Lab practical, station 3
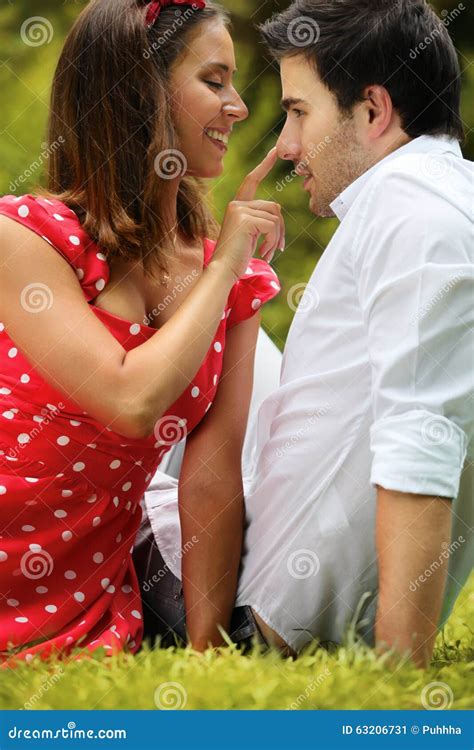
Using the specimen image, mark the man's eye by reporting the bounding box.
[205,80,224,90]
[292,109,305,118]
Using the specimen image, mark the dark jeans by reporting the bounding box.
[132,523,267,652]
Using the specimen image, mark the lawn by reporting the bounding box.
[1,575,472,711]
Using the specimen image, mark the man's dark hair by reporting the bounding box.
[260,0,464,141]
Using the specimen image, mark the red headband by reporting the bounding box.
[145,0,206,28]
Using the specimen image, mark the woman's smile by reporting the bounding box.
[204,127,231,154]
[170,22,248,178]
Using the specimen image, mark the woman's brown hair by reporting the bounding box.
[40,0,229,279]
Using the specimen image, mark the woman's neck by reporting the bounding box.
[161,177,181,235]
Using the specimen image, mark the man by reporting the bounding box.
[139,0,473,667]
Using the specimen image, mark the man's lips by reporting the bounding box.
[294,161,314,189]
[295,160,310,176]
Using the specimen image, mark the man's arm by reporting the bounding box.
[352,170,470,667]
[375,487,452,667]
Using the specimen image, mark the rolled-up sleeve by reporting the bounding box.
[353,167,472,499]
[370,411,467,497]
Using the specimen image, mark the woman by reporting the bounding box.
[0,0,282,663]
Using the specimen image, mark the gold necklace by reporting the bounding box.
[159,269,171,288]
[159,225,178,288]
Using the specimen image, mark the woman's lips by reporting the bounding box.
[303,175,313,190]
[205,132,228,153]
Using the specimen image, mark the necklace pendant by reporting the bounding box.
[160,271,171,288]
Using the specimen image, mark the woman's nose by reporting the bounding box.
[223,90,249,123]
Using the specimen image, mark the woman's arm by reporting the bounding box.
[178,312,261,651]
[0,170,281,440]
[0,216,236,439]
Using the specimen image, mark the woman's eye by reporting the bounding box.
[292,109,305,118]
[205,80,224,90]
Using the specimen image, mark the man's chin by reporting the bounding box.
[308,193,334,218]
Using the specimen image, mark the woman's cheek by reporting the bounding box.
[196,87,224,118]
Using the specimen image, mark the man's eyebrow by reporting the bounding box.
[281,97,309,111]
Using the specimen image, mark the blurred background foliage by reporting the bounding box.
[0,0,472,350]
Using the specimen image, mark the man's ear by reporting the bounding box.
[357,85,394,140]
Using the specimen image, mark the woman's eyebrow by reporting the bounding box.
[202,62,237,75]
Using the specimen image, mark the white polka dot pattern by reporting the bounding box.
[0,193,281,663]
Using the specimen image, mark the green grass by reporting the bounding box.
[1,576,472,711]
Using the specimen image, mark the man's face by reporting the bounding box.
[277,55,371,217]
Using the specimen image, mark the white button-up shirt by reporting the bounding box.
[146,135,473,652]
[233,135,473,651]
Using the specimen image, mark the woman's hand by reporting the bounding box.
[211,147,285,281]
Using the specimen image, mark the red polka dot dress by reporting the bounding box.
[0,194,281,664]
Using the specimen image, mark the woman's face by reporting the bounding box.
[169,21,249,178]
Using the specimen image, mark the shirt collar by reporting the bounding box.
[330,135,463,221]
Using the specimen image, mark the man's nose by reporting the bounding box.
[276,124,301,162]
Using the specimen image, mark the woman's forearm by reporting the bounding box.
[118,259,236,436]
[179,479,245,650]
[175,312,260,650]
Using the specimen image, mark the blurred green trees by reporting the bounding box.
[1,0,472,348]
